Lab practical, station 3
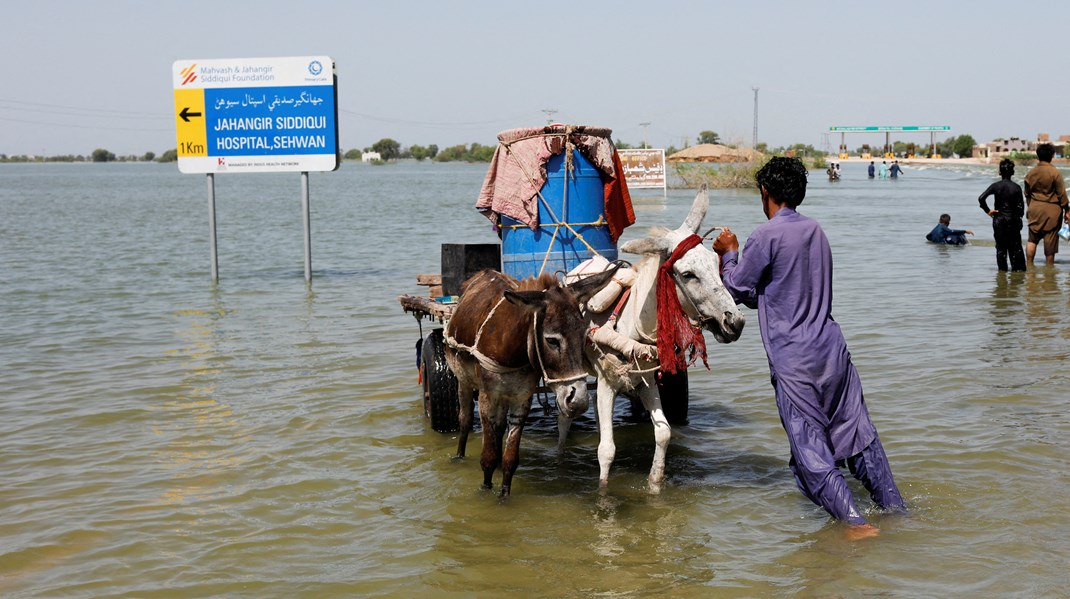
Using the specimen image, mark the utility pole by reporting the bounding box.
[639,121,651,148]
[751,87,759,149]
[541,108,558,125]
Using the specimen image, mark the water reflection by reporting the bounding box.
[1023,267,1062,328]
[1024,267,1070,363]
[988,271,1026,339]
[157,290,244,506]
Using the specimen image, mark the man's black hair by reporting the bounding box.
[999,158,1015,178]
[939,213,951,225]
[1036,143,1055,162]
[755,156,808,208]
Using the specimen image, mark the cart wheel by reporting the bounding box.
[657,370,689,426]
[421,328,460,433]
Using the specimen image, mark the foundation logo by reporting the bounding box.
[179,63,198,86]
[308,60,322,76]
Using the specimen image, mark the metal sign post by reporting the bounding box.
[301,172,311,283]
[172,56,339,282]
[207,173,219,283]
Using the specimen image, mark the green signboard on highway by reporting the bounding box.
[829,126,951,132]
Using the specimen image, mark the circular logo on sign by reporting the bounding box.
[308,60,323,76]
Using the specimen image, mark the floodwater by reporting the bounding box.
[1,160,1068,597]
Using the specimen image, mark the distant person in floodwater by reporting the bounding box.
[978,158,1026,271]
[868,161,875,178]
[926,213,973,245]
[878,160,889,179]
[713,157,906,540]
[889,160,903,179]
[1023,143,1069,266]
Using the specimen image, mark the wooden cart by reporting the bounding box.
[399,276,691,433]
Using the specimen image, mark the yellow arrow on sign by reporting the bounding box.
[174,88,207,157]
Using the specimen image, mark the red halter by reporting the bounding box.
[656,234,709,376]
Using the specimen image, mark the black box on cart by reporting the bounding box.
[441,243,501,297]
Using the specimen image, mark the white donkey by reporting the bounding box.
[571,186,745,493]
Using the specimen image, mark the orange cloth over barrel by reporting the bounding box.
[604,149,636,242]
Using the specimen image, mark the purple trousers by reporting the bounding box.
[779,400,905,525]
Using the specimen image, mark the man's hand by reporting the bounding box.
[966,230,974,235]
[712,228,738,256]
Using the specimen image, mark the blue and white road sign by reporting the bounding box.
[173,56,338,173]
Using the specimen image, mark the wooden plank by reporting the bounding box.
[416,273,442,286]
[398,294,455,323]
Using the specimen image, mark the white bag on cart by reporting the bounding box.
[565,256,636,313]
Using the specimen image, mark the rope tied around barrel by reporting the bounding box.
[499,127,606,276]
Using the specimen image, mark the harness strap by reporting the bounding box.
[445,294,585,384]
[609,287,632,322]
[530,310,586,385]
[445,297,528,374]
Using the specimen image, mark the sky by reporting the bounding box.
[3,0,1069,157]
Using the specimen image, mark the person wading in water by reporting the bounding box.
[713,157,906,539]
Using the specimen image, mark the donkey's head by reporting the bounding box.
[504,266,619,418]
[620,186,745,343]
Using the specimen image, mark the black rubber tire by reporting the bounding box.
[657,369,690,426]
[421,328,460,433]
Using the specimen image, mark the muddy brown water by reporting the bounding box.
[1,161,1068,597]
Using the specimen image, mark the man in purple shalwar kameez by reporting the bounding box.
[713,157,905,537]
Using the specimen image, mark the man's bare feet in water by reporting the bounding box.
[845,523,881,540]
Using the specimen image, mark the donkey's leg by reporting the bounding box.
[499,400,533,497]
[638,381,671,494]
[595,376,618,492]
[455,379,476,458]
[478,390,504,490]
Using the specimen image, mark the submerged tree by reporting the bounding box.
[91,148,115,162]
[371,138,401,161]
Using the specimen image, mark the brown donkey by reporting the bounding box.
[444,267,618,497]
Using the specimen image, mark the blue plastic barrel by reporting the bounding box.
[500,150,617,279]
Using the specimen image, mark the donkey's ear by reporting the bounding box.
[621,236,671,256]
[504,289,548,312]
[678,184,708,235]
[565,263,621,304]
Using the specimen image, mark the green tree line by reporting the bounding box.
[3,131,1013,166]
[343,138,496,163]
[1,149,165,163]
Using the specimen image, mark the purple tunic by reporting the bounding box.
[721,207,876,461]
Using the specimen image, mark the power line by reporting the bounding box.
[338,108,531,129]
[0,103,169,121]
[0,97,166,118]
[0,115,172,132]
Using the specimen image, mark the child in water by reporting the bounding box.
[926,214,973,245]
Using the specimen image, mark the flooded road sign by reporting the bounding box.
[172,56,338,174]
